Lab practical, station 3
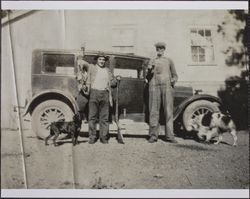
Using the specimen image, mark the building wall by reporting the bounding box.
[62,10,243,94]
[1,10,244,128]
[2,11,66,128]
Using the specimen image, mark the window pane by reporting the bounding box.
[83,55,96,64]
[191,46,198,54]
[199,47,205,55]
[205,46,215,62]
[205,29,211,37]
[113,68,138,78]
[191,46,198,62]
[192,54,198,62]
[115,57,143,70]
[198,29,204,37]
[199,54,205,62]
[114,57,144,79]
[43,54,75,73]
[190,29,197,34]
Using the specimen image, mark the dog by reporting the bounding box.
[45,113,82,146]
[187,111,237,146]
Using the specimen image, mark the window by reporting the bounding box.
[43,54,75,75]
[190,27,215,64]
[114,57,144,79]
[112,27,135,53]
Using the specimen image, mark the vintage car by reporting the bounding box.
[24,49,221,139]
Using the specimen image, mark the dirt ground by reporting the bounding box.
[1,120,249,189]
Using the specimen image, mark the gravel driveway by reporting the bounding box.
[1,120,249,189]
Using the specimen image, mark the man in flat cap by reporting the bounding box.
[77,52,119,144]
[146,42,178,143]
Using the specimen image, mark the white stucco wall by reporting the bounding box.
[1,11,66,128]
[1,25,20,129]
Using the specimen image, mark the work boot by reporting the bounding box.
[100,139,108,144]
[88,137,96,144]
[165,137,178,143]
[148,135,158,143]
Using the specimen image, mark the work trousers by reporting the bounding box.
[149,81,174,140]
[88,89,109,140]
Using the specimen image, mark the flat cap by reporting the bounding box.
[154,42,166,49]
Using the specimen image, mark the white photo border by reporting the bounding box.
[1,1,249,198]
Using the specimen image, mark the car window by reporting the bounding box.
[43,53,75,75]
[83,55,96,64]
[114,57,144,79]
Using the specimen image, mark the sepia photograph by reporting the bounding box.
[1,1,249,197]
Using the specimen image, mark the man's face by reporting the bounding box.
[156,47,165,57]
[96,57,106,67]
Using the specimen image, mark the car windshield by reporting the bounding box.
[114,57,144,79]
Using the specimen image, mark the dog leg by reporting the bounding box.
[205,132,213,144]
[45,129,55,145]
[205,131,213,143]
[53,133,60,146]
[230,129,237,146]
[45,134,53,145]
[74,131,79,145]
[214,135,223,145]
[72,135,76,146]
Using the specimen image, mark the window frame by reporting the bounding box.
[111,25,137,54]
[41,52,76,75]
[113,56,145,79]
[188,25,217,66]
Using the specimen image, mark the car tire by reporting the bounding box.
[31,100,74,140]
[182,100,219,131]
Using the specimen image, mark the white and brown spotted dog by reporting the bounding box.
[187,111,237,146]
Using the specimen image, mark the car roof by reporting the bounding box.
[33,49,150,60]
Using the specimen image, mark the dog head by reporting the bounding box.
[212,111,235,130]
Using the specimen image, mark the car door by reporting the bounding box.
[112,56,146,114]
[32,52,78,98]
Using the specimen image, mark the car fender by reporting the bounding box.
[174,94,221,120]
[23,89,79,116]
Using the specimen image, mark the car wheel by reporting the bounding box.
[31,100,74,140]
[182,100,219,131]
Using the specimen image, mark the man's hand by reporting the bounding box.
[171,79,176,88]
[116,75,122,81]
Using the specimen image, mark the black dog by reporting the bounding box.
[45,113,82,146]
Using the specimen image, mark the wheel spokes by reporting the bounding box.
[39,107,65,129]
[191,107,213,125]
